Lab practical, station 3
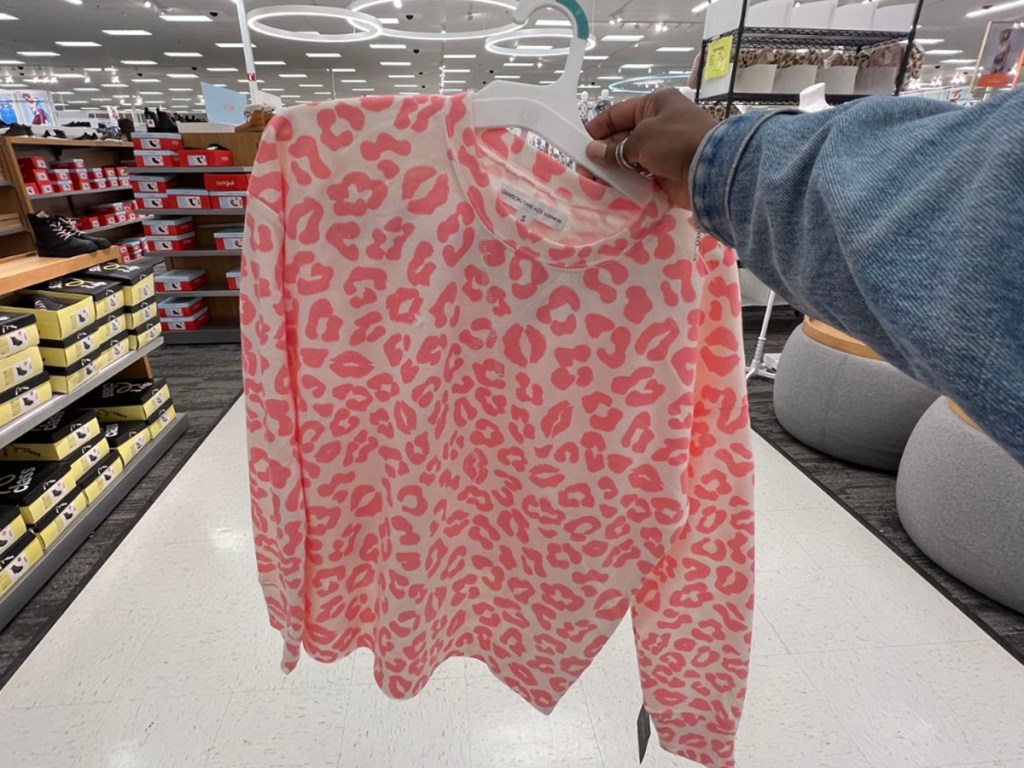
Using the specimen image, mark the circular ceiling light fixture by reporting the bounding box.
[485,28,597,58]
[608,73,689,94]
[247,5,383,44]
[350,0,523,41]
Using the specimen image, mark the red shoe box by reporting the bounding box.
[88,168,106,179]
[94,178,110,190]
[101,213,118,226]
[170,190,211,210]
[71,178,94,192]
[55,180,74,193]
[211,191,247,211]
[51,159,86,170]
[37,182,55,195]
[179,148,233,168]
[136,194,170,210]
[146,233,198,252]
[48,169,72,183]
[116,243,132,262]
[213,230,244,251]
[24,183,39,197]
[104,168,118,180]
[158,296,207,319]
[78,215,102,231]
[204,173,250,192]
[91,201,133,215]
[144,217,194,237]
[23,168,50,185]
[18,155,47,172]
[161,306,210,332]
[135,150,179,168]
[226,269,241,290]
[131,175,176,195]
[155,269,207,292]
[133,133,183,152]
[115,210,130,223]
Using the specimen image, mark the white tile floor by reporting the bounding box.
[1,400,1022,768]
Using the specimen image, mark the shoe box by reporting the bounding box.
[95,331,132,371]
[0,459,79,524]
[81,378,171,423]
[146,232,198,253]
[136,193,171,211]
[79,257,160,307]
[169,189,212,210]
[211,191,247,211]
[179,148,234,167]
[135,150,179,168]
[143,217,194,238]
[146,400,177,441]
[0,292,95,341]
[42,276,126,319]
[131,174,178,195]
[133,132,183,152]
[204,173,250,192]
[79,452,124,506]
[0,346,44,391]
[0,374,53,426]
[155,269,207,293]
[89,201,136,227]
[158,296,206,319]
[0,505,27,559]
[214,229,244,251]
[128,318,162,350]
[102,421,150,466]
[0,531,44,596]
[48,354,101,394]
[114,238,147,264]
[124,297,158,331]
[0,409,101,463]
[161,307,210,332]
[0,313,39,359]
[98,309,126,342]
[226,269,241,291]
[37,321,102,368]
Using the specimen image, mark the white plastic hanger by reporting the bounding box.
[472,0,651,204]
[799,83,830,113]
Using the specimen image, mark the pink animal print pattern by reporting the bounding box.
[241,92,754,768]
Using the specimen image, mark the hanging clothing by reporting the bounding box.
[241,92,754,768]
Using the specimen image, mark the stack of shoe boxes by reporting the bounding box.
[79,257,162,351]
[80,377,175,460]
[0,313,50,427]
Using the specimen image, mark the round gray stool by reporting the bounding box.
[773,319,938,470]
[897,399,1024,614]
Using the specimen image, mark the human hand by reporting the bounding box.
[585,88,716,209]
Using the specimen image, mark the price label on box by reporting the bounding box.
[705,35,733,80]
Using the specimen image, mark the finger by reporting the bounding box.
[584,96,650,141]
[585,131,630,167]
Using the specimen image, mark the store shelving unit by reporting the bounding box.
[695,1,925,111]
[0,136,188,627]
[132,166,253,175]
[158,289,240,298]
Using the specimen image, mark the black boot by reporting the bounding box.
[156,109,178,133]
[56,215,110,249]
[29,212,99,258]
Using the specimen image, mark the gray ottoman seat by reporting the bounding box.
[773,318,938,471]
[897,399,1024,614]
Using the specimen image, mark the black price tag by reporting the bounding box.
[637,705,652,763]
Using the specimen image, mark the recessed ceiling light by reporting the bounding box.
[18,51,60,57]
[583,55,609,60]
[159,14,213,22]
[280,73,307,78]
[207,67,238,72]
[167,73,199,78]
[596,75,620,80]
[314,91,332,95]
[168,87,193,92]
[505,62,535,67]
[217,42,255,48]
[940,58,978,64]
[914,38,944,45]
[535,19,571,27]
[493,74,521,79]
[306,52,341,58]
[63,0,83,5]
[924,49,963,55]
[54,73,86,79]
[0,59,23,65]
[0,13,18,20]
[331,67,356,72]
[353,87,375,91]
[388,74,415,78]
[103,29,152,36]
[138,91,163,95]
[657,46,694,52]
[74,87,100,92]
[601,34,644,42]
[443,54,477,59]
[237,78,266,84]
[263,87,285,92]
[171,97,192,100]
[380,61,411,66]
[620,63,653,69]
[122,60,158,65]
[132,78,161,83]
[444,79,467,84]
[254,60,286,66]
[371,44,407,51]
[298,83,325,88]
[101,82,129,87]
[56,41,101,47]
[340,79,367,83]
[165,52,202,58]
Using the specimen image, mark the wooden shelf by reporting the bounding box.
[0,245,120,294]
[0,225,26,238]
[129,166,252,174]
[6,137,134,150]
[163,318,240,345]
[83,216,151,235]
[32,184,132,201]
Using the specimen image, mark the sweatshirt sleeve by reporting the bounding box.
[241,116,309,671]
[689,90,1024,465]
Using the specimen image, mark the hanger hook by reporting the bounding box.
[512,0,590,42]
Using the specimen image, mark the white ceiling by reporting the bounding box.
[0,0,1004,113]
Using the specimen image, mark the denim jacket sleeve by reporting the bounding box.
[690,89,1024,466]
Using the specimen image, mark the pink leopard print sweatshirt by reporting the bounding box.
[241,92,755,768]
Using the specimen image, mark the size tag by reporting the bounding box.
[499,184,567,231]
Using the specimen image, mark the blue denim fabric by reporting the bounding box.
[690,89,1024,466]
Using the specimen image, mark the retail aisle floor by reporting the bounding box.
[0,401,1022,768]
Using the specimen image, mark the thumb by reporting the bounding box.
[586,139,615,166]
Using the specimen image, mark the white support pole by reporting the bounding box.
[235,0,259,103]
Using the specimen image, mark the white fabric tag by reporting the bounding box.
[499,184,567,231]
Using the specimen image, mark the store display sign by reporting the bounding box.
[705,36,733,80]
[201,82,248,126]
[0,90,55,125]
[976,22,1024,88]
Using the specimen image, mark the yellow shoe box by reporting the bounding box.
[98,310,126,342]
[103,421,150,466]
[0,504,27,558]
[31,505,67,550]
[0,531,44,596]
[0,373,52,424]
[0,460,78,525]
[48,355,101,395]
[0,293,95,341]
[54,485,87,527]
[0,346,44,391]
[79,259,158,307]
[40,276,125,320]
[79,453,123,505]
[38,325,99,369]
[65,436,110,484]
[129,319,162,350]
[146,401,176,441]
[125,298,158,331]
[83,378,171,422]
[96,331,131,372]
[0,409,101,462]
[0,313,39,359]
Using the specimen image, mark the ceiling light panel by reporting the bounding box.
[159,14,213,22]
[254,60,286,66]
[0,13,18,20]
[122,60,158,65]
[602,34,645,42]
[280,73,307,78]
[56,41,101,47]
[370,43,406,49]
[306,53,341,58]
[657,46,694,52]
[167,73,199,79]
[207,67,238,72]
[380,61,411,66]
[103,29,151,36]
[18,52,60,57]
[165,52,202,58]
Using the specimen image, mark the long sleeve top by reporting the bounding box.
[690,88,1024,465]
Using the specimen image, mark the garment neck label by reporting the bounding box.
[499,183,567,231]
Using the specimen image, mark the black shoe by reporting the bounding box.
[2,124,32,137]
[156,109,178,133]
[54,129,67,139]
[29,212,99,258]
[56,215,110,249]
